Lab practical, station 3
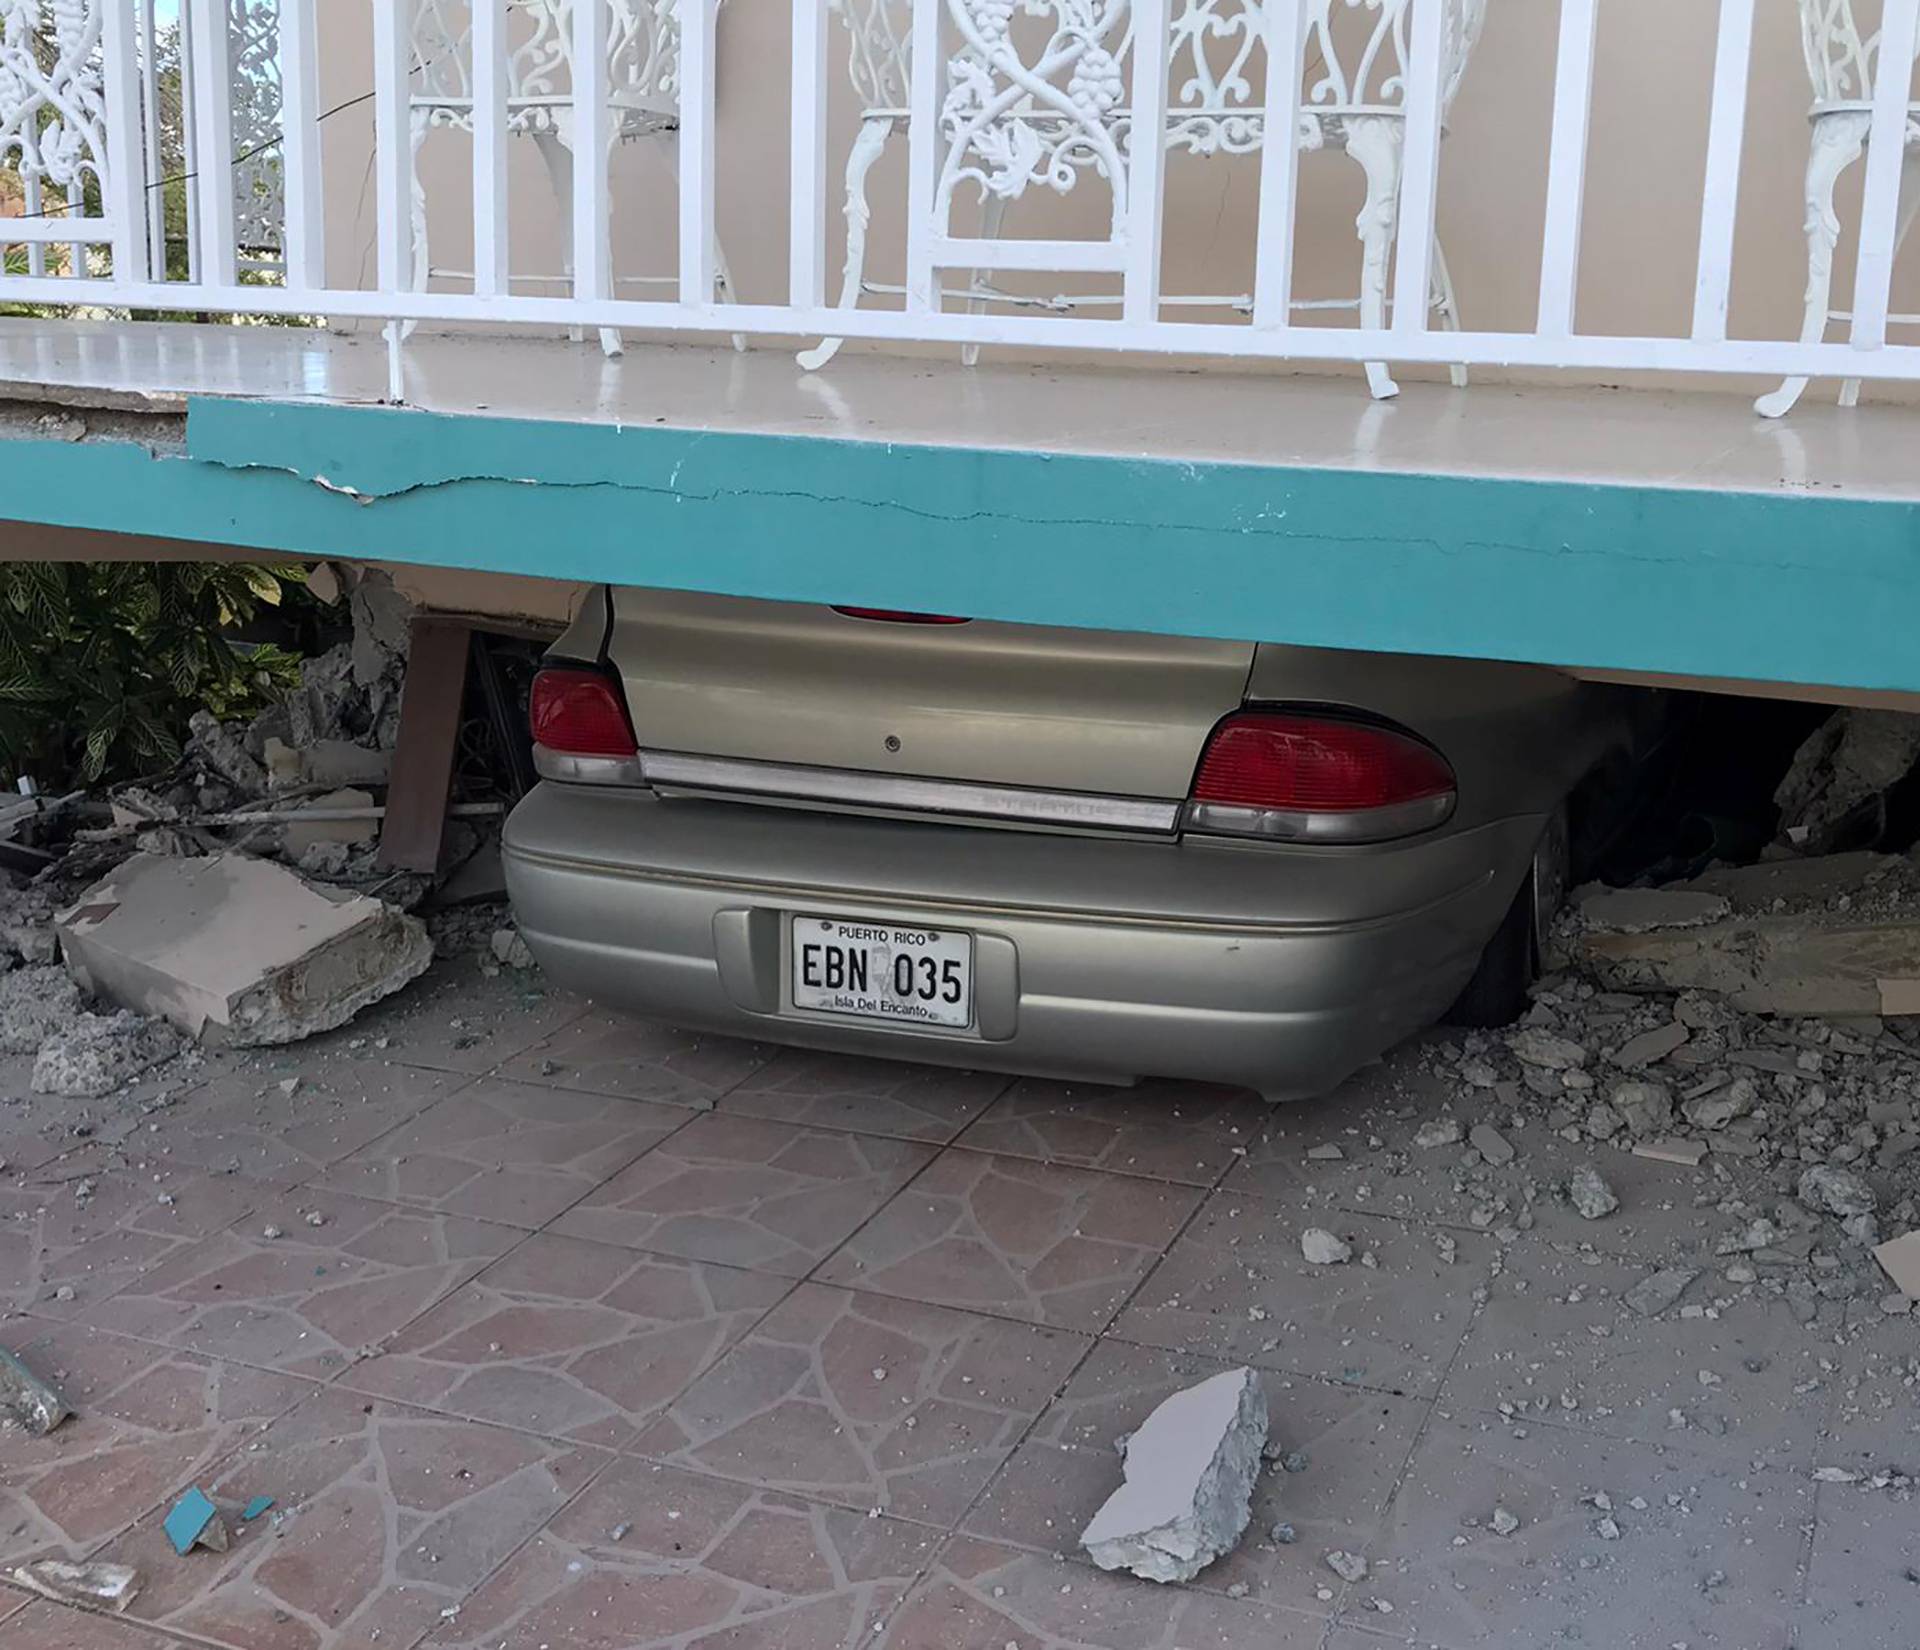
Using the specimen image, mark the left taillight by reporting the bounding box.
[530,666,643,785]
[1184,711,1456,843]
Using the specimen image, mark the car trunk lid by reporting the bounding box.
[607,590,1255,805]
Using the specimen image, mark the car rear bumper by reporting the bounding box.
[502,783,1545,1099]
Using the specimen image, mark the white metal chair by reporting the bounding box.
[799,0,1486,399]
[408,0,742,357]
[1757,0,1920,418]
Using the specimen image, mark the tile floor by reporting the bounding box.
[0,956,1909,1650]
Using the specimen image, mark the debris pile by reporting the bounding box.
[57,853,432,1048]
[1081,1367,1269,1583]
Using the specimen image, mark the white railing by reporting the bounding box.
[0,0,1917,415]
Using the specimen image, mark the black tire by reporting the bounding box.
[1447,808,1570,1029]
[1443,870,1536,1029]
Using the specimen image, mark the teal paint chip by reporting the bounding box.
[164,1487,219,1555]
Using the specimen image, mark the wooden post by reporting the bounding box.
[376,618,471,873]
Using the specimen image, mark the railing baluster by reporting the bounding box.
[790,0,830,309]
[1123,0,1170,326]
[1252,0,1306,330]
[573,0,610,310]
[140,0,166,279]
[101,0,149,287]
[279,0,324,293]
[680,0,717,310]
[1850,0,1920,352]
[904,0,941,313]
[186,0,236,288]
[372,0,412,296]
[1390,0,1445,339]
[471,0,509,299]
[1691,0,1755,343]
[1536,0,1597,339]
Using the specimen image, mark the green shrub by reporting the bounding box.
[0,561,304,786]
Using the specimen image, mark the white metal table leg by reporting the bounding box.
[1757,111,1871,418]
[1346,114,1406,401]
[799,116,896,372]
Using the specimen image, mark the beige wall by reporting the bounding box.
[310,2,1918,394]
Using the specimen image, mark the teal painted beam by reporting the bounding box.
[0,395,1914,693]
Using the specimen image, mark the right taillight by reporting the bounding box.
[530,666,643,784]
[1185,712,1456,843]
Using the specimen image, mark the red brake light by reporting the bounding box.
[833,607,972,625]
[1188,713,1455,841]
[530,667,637,758]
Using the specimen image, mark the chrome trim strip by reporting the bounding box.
[1183,792,1457,843]
[637,749,1181,833]
[534,745,648,787]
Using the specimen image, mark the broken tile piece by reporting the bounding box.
[1614,1020,1690,1069]
[1872,1231,1920,1298]
[1632,1136,1709,1167]
[56,852,432,1046]
[1469,1124,1515,1166]
[1625,1267,1698,1318]
[162,1486,227,1556]
[1080,1367,1268,1583]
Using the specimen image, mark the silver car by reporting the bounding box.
[503,588,1646,1100]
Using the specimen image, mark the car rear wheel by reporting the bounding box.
[1445,810,1569,1029]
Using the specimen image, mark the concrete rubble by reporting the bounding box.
[1573,853,1920,1017]
[56,853,432,1047]
[0,1345,69,1435]
[1080,1367,1268,1583]
[32,1009,181,1097]
[1774,708,1920,855]
[8,1560,140,1612]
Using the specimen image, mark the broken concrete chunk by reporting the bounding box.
[31,1010,180,1097]
[1300,1228,1352,1266]
[1632,1137,1709,1167]
[1080,1367,1268,1583]
[1568,1165,1619,1220]
[490,928,535,971]
[1489,1507,1520,1537]
[0,967,85,1055]
[1469,1124,1515,1166]
[1625,1267,1698,1317]
[1872,1231,1920,1298]
[187,710,268,796]
[8,1559,140,1612]
[1584,1103,1625,1142]
[0,1345,68,1435]
[56,853,432,1047]
[1325,1550,1368,1583]
[1773,709,1920,854]
[1614,1020,1690,1069]
[1610,1079,1674,1138]
[1683,1079,1758,1133]
[1413,1118,1464,1150]
[1798,1164,1878,1219]
[1578,887,1732,935]
[1508,1028,1587,1070]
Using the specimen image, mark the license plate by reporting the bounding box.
[789,916,973,1030]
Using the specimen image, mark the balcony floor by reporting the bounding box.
[5,317,1920,503]
[1,319,1918,697]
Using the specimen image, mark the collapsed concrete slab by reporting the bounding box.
[1582,913,1920,1018]
[1080,1367,1268,1583]
[56,853,431,1047]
